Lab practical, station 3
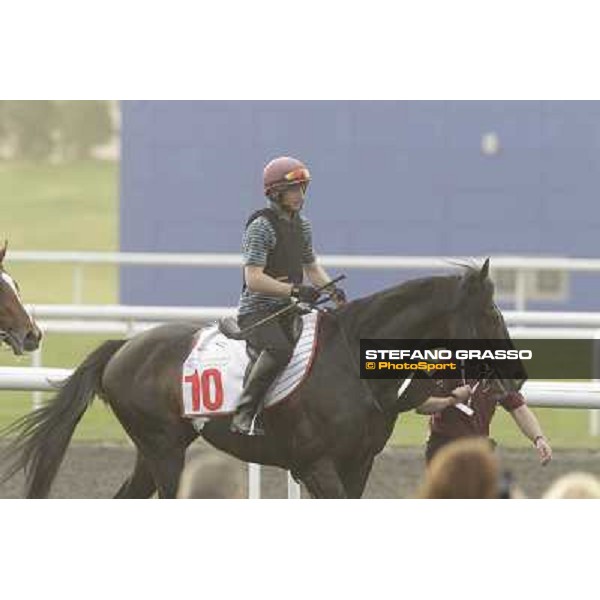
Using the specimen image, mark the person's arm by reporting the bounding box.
[415,384,472,414]
[304,261,346,306]
[509,404,552,465]
[245,266,321,304]
[303,261,333,288]
[416,395,455,414]
[244,265,293,297]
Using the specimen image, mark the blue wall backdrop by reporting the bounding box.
[120,101,600,309]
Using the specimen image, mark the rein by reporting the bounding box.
[235,274,346,338]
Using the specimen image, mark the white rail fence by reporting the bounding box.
[0,367,599,500]
[12,250,600,309]
[19,303,600,439]
[2,367,600,408]
[6,248,600,495]
[0,366,598,499]
[24,303,600,328]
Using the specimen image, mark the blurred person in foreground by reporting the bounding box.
[177,454,246,499]
[417,437,507,499]
[414,377,552,466]
[543,471,600,499]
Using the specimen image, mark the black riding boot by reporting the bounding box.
[230,350,281,436]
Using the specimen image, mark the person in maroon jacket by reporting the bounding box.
[414,377,553,465]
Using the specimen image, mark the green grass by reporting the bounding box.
[0,160,125,441]
[1,161,117,252]
[0,334,129,442]
[1,159,600,448]
[0,160,118,304]
[390,406,600,449]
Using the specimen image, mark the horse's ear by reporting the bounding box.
[0,240,7,264]
[480,257,490,281]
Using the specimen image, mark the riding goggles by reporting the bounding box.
[284,167,311,184]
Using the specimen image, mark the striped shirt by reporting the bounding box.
[238,204,316,317]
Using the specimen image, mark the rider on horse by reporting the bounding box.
[230,156,347,435]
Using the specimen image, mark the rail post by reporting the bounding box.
[31,347,43,410]
[590,330,600,436]
[72,263,84,304]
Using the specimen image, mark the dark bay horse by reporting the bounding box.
[0,260,519,498]
[0,241,42,355]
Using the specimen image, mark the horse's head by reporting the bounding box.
[448,258,526,389]
[339,258,526,390]
[449,258,499,339]
[0,241,42,355]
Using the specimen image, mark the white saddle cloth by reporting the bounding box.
[181,311,320,421]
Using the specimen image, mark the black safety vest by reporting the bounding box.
[242,207,304,291]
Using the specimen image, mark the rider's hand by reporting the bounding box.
[329,286,347,306]
[449,384,472,404]
[291,284,321,304]
[535,436,552,466]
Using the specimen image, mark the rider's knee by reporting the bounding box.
[267,346,294,366]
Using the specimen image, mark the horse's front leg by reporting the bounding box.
[299,456,347,499]
[340,455,375,499]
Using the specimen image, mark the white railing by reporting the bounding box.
[16,303,600,418]
[19,303,600,428]
[12,250,600,271]
[11,250,600,308]
[24,304,600,329]
[0,366,598,500]
[0,367,72,391]
[505,311,600,327]
[27,304,237,322]
[2,367,599,407]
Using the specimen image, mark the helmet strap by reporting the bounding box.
[267,191,282,204]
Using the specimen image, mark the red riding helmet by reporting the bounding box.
[263,156,311,199]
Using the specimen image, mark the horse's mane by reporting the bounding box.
[335,273,453,332]
[333,264,483,336]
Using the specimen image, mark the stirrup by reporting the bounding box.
[229,404,265,435]
[247,413,265,436]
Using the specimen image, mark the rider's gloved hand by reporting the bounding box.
[291,284,321,304]
[329,286,347,305]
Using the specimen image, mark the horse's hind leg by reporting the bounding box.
[300,456,347,499]
[113,452,156,499]
[146,447,186,499]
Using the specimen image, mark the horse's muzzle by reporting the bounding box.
[1,325,42,355]
[23,327,42,352]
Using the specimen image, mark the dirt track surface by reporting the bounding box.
[1,441,599,498]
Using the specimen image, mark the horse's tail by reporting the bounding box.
[0,339,126,498]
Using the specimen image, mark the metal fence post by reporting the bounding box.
[287,472,301,499]
[590,330,600,436]
[31,347,43,410]
[73,264,84,304]
[248,463,261,499]
[515,269,528,312]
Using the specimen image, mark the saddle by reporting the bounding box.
[218,312,304,372]
[181,311,320,420]
[218,312,304,343]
